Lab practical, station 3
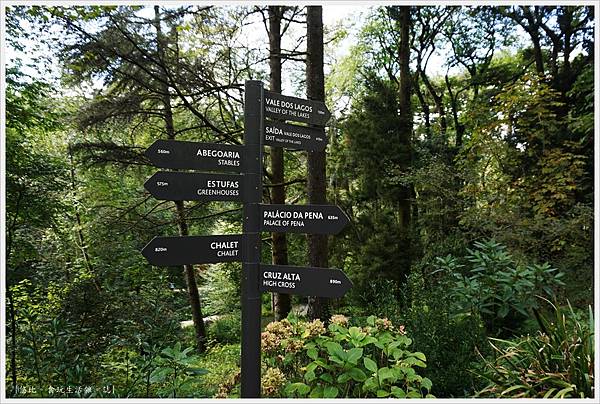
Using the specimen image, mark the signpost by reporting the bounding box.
[260,204,349,234]
[141,80,349,398]
[145,139,244,171]
[260,264,352,298]
[240,80,263,398]
[144,171,243,202]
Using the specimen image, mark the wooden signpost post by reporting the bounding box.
[141,80,351,398]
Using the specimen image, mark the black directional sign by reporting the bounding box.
[260,204,349,234]
[145,139,244,172]
[259,264,352,298]
[264,90,331,126]
[142,234,244,266]
[264,120,328,151]
[144,171,243,201]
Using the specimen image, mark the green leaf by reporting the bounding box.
[391,386,406,398]
[323,386,339,398]
[377,389,390,397]
[421,377,433,391]
[348,367,367,382]
[378,367,394,382]
[412,351,426,361]
[554,386,574,398]
[361,336,378,346]
[364,357,378,373]
[325,341,346,361]
[363,376,378,392]
[337,372,352,383]
[320,373,333,383]
[298,383,311,396]
[347,347,363,364]
[187,367,209,376]
[307,347,318,360]
[285,382,310,396]
[348,326,364,341]
[309,385,323,398]
[501,385,526,396]
[149,367,171,383]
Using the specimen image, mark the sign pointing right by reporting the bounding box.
[260,204,349,234]
[264,90,331,126]
[259,264,352,298]
[264,120,328,151]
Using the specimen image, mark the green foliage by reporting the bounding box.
[261,315,433,398]
[458,72,593,306]
[400,271,489,397]
[335,75,414,295]
[207,314,241,345]
[436,240,565,335]
[199,263,240,316]
[149,342,208,398]
[346,278,400,321]
[196,344,240,398]
[5,70,68,274]
[476,300,594,398]
[16,310,91,397]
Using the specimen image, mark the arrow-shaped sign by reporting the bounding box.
[259,264,352,298]
[264,90,331,126]
[264,120,328,151]
[142,234,244,266]
[260,204,349,234]
[144,171,243,201]
[145,140,244,172]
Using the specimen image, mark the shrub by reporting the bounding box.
[476,300,594,398]
[436,239,565,335]
[400,272,489,397]
[149,342,208,398]
[261,315,433,398]
[207,314,241,345]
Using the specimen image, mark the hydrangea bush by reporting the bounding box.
[259,314,434,398]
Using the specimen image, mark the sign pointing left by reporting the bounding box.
[145,139,245,172]
[144,171,243,201]
[142,234,244,266]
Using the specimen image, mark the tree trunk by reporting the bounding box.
[267,6,291,321]
[154,6,206,353]
[68,145,101,292]
[530,30,545,75]
[419,68,446,136]
[305,6,330,321]
[445,74,464,149]
[8,289,17,396]
[397,6,413,283]
[398,6,413,227]
[413,73,431,139]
